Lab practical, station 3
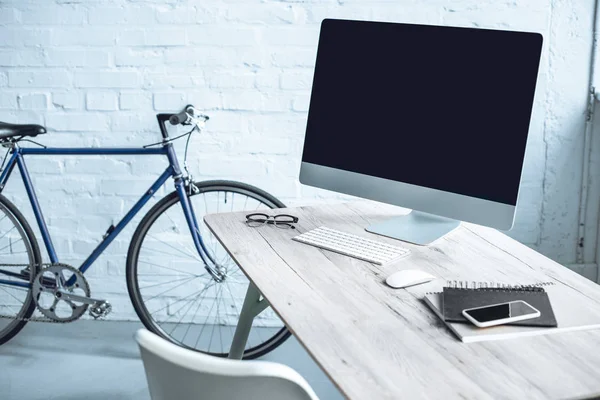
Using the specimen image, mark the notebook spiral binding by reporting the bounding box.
[426,281,555,295]
[447,281,555,290]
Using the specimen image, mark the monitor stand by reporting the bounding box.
[366,211,460,245]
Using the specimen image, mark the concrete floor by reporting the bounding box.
[0,320,344,400]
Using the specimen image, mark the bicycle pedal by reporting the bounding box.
[89,301,112,319]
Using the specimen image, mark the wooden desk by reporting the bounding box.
[205,201,600,400]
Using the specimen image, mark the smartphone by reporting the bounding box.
[462,300,540,328]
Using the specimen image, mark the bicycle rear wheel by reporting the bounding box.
[126,180,291,359]
[0,194,41,346]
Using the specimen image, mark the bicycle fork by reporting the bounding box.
[167,139,223,286]
[174,179,225,282]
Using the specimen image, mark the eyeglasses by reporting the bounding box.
[245,213,299,229]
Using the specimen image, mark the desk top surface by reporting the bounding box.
[204,201,600,400]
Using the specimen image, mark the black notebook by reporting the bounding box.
[442,283,558,327]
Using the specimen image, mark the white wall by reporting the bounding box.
[0,0,597,319]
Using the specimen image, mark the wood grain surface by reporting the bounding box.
[205,201,600,400]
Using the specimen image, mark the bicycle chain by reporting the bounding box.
[0,263,84,324]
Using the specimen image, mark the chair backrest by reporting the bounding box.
[135,329,320,400]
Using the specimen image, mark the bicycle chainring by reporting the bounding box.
[32,264,91,323]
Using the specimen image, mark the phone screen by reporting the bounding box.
[464,301,538,323]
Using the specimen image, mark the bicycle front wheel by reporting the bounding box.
[126,180,291,359]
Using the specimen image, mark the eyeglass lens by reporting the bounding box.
[246,213,269,227]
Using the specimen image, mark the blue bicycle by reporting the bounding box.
[0,105,290,359]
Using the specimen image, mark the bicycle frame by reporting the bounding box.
[0,114,215,289]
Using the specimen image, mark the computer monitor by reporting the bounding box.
[299,19,543,245]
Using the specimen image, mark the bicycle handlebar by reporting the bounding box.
[156,105,209,140]
[169,110,189,126]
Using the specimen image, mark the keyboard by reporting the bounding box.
[292,226,410,265]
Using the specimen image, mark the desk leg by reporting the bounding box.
[228,282,269,359]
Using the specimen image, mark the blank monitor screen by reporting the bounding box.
[302,19,543,206]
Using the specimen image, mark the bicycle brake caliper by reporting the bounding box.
[187,179,199,196]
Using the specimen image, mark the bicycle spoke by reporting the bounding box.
[215,285,224,353]
[137,273,202,277]
[139,275,199,290]
[0,251,28,256]
[210,235,219,263]
[148,233,200,262]
[163,208,204,262]
[0,237,23,253]
[223,280,240,342]
[219,285,226,352]
[141,246,198,261]
[0,225,16,242]
[138,259,198,277]
[0,282,28,291]
[227,277,248,285]
[163,207,183,233]
[161,297,198,324]
[208,285,223,353]
[180,281,221,343]
[227,273,247,281]
[149,285,207,317]
[194,285,220,349]
[167,291,203,333]
[217,242,239,266]
[229,268,245,278]
[0,286,26,304]
[224,280,242,319]
[144,276,199,303]
[174,296,203,335]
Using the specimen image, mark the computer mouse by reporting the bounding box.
[385,269,436,289]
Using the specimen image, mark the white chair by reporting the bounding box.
[135,329,320,400]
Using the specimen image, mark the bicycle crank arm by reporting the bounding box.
[56,290,104,306]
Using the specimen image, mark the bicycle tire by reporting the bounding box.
[0,194,41,346]
[126,180,291,359]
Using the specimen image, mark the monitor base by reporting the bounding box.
[366,211,460,245]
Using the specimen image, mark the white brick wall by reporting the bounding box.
[0,0,595,321]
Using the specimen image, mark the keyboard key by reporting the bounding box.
[292,226,410,265]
